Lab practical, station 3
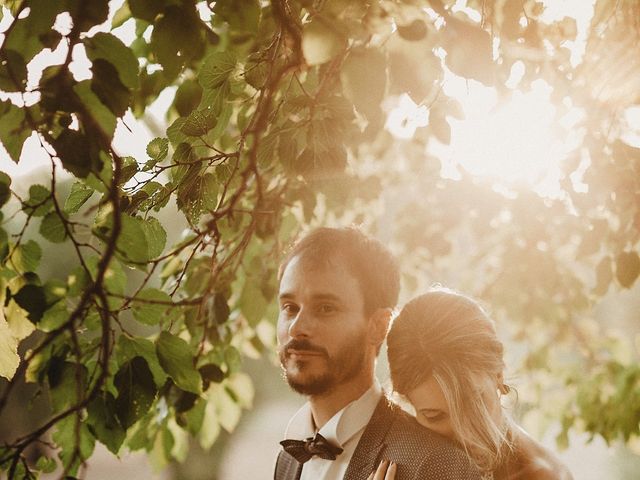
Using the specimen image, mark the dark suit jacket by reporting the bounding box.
[274,397,481,480]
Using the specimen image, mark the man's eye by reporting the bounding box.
[318,304,337,314]
[282,303,299,314]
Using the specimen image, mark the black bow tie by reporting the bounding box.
[280,432,344,464]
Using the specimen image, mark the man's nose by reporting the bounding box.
[288,308,311,338]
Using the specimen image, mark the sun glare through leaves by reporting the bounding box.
[385,0,601,199]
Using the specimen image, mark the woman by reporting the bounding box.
[369,289,573,480]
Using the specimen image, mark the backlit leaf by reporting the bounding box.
[0,310,19,380]
[64,182,94,214]
[199,52,237,89]
[302,17,346,66]
[0,171,11,207]
[156,332,202,394]
[84,32,139,89]
[616,251,640,288]
[114,356,157,429]
[132,288,174,326]
[23,185,52,217]
[40,211,67,243]
[147,137,169,161]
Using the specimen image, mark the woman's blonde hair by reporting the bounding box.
[387,289,512,472]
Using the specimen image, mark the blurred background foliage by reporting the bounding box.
[0,0,639,478]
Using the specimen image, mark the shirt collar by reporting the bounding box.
[284,382,383,448]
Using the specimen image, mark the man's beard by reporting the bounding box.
[279,332,368,396]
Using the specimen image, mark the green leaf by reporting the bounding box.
[184,397,206,435]
[156,331,202,394]
[131,288,174,326]
[0,313,19,380]
[430,111,451,145]
[594,256,613,295]
[64,182,94,214]
[35,456,57,474]
[129,0,165,22]
[52,415,96,476]
[141,216,167,259]
[341,47,386,122]
[302,17,346,66]
[213,383,241,433]
[84,32,139,89]
[174,79,203,116]
[238,280,268,326]
[39,211,67,243]
[117,336,168,387]
[244,58,268,90]
[0,49,28,92]
[257,132,278,168]
[13,284,47,323]
[213,293,230,325]
[0,171,11,207]
[98,214,150,264]
[53,128,103,178]
[23,184,52,217]
[616,251,640,288]
[114,356,157,429]
[87,392,126,454]
[444,19,494,86]
[147,137,169,161]
[180,108,218,137]
[14,240,42,272]
[199,364,225,388]
[177,171,219,222]
[40,301,69,332]
[68,0,109,32]
[73,79,118,139]
[3,0,60,64]
[199,52,237,90]
[111,2,132,28]
[226,372,254,409]
[213,0,260,33]
[90,59,132,117]
[397,19,428,41]
[151,5,204,80]
[48,361,87,412]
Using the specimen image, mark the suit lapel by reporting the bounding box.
[274,450,303,480]
[343,397,396,480]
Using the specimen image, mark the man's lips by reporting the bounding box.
[286,349,325,359]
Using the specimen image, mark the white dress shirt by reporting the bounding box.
[282,383,382,480]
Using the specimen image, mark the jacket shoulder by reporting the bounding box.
[385,403,482,479]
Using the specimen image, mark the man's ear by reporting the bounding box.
[368,307,392,347]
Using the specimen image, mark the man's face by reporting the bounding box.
[277,254,371,396]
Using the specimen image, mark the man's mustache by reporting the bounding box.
[283,339,328,357]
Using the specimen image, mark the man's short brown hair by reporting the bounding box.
[279,226,400,314]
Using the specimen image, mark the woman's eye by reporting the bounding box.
[423,412,447,423]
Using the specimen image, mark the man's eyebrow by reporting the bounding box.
[278,292,343,302]
[310,293,342,302]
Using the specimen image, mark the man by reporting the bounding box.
[274,227,480,480]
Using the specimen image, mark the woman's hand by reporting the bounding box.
[367,460,397,480]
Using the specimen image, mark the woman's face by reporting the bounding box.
[406,373,502,440]
[406,374,455,438]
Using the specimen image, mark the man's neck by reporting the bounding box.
[308,375,374,430]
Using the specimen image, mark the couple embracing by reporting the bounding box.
[273,227,573,480]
